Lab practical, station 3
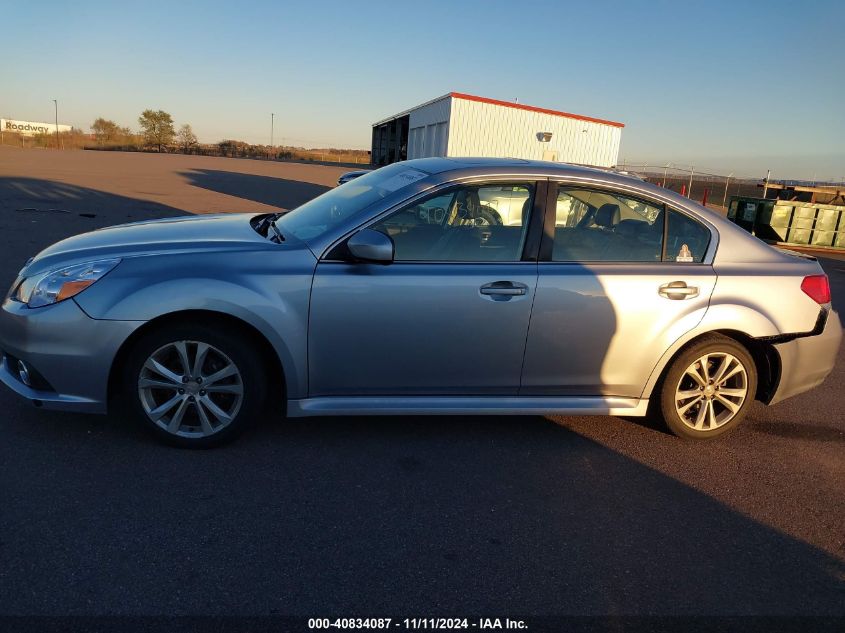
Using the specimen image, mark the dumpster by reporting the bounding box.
[728,196,845,249]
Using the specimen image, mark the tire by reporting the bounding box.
[121,323,267,448]
[659,335,757,440]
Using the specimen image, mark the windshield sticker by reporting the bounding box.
[676,244,694,262]
[379,169,428,192]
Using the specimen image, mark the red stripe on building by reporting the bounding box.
[449,92,625,128]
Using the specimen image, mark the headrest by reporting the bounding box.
[594,203,620,228]
[454,189,482,219]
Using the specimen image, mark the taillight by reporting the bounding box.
[801,274,831,304]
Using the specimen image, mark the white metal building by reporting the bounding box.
[371,92,624,168]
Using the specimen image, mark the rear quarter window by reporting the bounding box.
[665,209,710,263]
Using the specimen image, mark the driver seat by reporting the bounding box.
[428,189,484,259]
[449,189,482,226]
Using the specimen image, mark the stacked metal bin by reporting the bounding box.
[727,197,845,249]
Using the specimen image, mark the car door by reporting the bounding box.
[308,181,544,396]
[520,183,717,397]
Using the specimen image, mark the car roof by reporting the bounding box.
[405,157,658,194]
[406,157,677,204]
[408,156,610,177]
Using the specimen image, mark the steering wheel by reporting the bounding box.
[418,206,447,224]
[473,205,503,227]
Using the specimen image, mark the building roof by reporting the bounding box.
[372,92,625,128]
[449,92,625,128]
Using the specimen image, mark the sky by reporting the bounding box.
[1,0,843,180]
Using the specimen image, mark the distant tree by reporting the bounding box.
[138,109,175,151]
[176,124,197,153]
[91,118,121,144]
[218,139,249,157]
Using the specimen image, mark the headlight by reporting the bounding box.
[15,259,121,308]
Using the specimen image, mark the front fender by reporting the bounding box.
[75,250,316,399]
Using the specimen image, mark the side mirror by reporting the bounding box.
[347,229,394,263]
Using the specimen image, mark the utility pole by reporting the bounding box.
[688,166,695,198]
[662,163,670,187]
[52,99,59,149]
[722,173,733,208]
[762,169,771,198]
[270,113,274,160]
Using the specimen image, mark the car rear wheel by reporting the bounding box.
[122,324,266,448]
[659,336,757,439]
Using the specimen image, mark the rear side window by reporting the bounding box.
[665,209,710,263]
[552,188,663,262]
[549,186,711,263]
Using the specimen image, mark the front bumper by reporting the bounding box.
[0,297,143,414]
[769,308,843,405]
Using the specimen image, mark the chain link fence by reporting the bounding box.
[615,163,766,214]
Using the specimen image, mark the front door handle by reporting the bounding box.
[480,281,528,296]
[659,281,699,300]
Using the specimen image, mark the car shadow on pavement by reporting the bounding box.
[617,413,674,436]
[0,177,186,286]
[2,402,844,616]
[747,420,845,442]
[180,169,331,210]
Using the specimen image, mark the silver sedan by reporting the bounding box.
[1,158,840,447]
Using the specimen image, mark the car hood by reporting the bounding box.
[21,213,304,277]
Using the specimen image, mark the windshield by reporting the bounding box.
[275,163,431,241]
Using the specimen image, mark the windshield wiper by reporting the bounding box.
[252,213,286,243]
[268,218,284,243]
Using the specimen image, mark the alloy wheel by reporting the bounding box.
[137,340,244,438]
[674,352,748,431]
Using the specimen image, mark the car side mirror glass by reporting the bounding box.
[347,229,394,263]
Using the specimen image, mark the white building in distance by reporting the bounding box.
[371,92,624,168]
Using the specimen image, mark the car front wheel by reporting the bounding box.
[659,336,757,439]
[122,324,266,448]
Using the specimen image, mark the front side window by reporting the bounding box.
[370,183,535,262]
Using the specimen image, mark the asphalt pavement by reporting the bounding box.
[0,148,843,621]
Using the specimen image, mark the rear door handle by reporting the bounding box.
[659,281,699,300]
[480,281,528,296]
